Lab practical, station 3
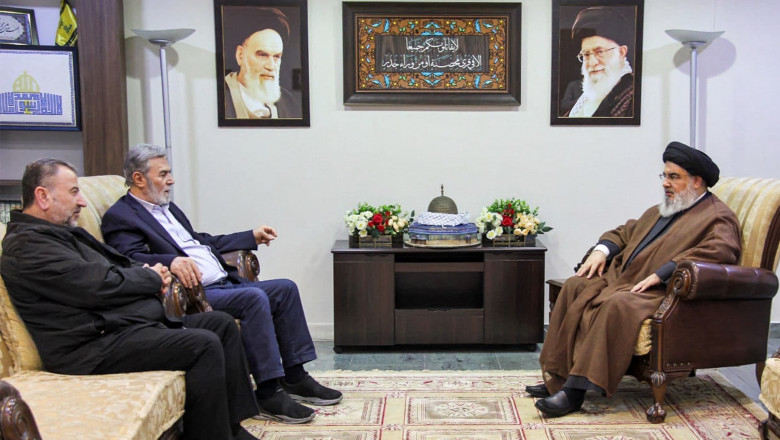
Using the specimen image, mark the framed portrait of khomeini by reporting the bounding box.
[214,0,310,127]
[551,0,643,126]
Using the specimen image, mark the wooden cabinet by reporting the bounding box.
[331,240,546,350]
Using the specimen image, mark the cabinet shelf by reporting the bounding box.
[394,262,484,272]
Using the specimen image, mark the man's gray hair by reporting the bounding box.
[21,158,78,209]
[124,144,167,186]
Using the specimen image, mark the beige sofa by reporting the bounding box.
[0,176,185,440]
[761,349,780,440]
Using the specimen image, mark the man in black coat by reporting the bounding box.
[0,159,258,440]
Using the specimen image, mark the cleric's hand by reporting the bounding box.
[630,273,662,293]
[576,250,607,278]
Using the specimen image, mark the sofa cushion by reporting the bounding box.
[4,370,185,440]
[634,318,652,356]
[712,177,780,270]
[76,175,127,242]
[761,357,780,417]
[0,222,44,372]
[0,326,12,379]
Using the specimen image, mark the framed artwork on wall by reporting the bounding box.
[343,2,522,106]
[0,7,38,46]
[0,45,81,131]
[551,0,643,126]
[214,0,310,127]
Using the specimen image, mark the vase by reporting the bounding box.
[481,234,536,247]
[349,234,403,248]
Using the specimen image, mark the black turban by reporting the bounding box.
[662,141,720,187]
[222,6,290,51]
[571,7,632,49]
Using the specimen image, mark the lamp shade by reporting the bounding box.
[665,29,724,46]
[132,28,195,46]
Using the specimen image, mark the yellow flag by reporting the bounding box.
[55,0,78,46]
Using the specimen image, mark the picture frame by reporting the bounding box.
[214,0,310,127]
[550,0,643,125]
[0,7,38,46]
[343,2,522,106]
[0,45,81,131]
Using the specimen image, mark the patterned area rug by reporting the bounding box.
[242,370,766,439]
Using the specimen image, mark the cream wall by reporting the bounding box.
[7,0,776,339]
[123,0,780,337]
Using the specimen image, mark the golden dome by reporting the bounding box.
[427,185,458,214]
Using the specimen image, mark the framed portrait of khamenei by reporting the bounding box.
[551,0,643,126]
[214,0,310,127]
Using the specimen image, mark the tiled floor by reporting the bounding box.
[307,326,780,408]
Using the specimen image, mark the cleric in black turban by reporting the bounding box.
[662,141,720,187]
[571,6,632,51]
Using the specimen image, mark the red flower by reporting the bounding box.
[372,213,384,224]
[377,224,385,233]
[501,216,513,227]
[367,221,375,228]
[385,211,391,217]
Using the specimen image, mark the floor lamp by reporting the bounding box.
[132,28,195,184]
[665,29,724,149]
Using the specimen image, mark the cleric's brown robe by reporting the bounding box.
[539,193,741,396]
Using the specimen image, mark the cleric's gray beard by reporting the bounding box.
[658,180,698,217]
[242,69,282,105]
[581,61,623,101]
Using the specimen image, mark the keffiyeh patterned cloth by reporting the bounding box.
[416,212,471,226]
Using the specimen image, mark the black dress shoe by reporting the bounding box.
[525,383,550,398]
[534,390,583,418]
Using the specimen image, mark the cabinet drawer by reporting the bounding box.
[395,308,484,344]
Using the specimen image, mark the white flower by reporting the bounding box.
[355,219,368,231]
[486,230,497,240]
[491,213,503,228]
[475,220,485,233]
[361,211,373,219]
[495,227,503,236]
[513,228,522,236]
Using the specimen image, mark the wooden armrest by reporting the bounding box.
[668,260,779,301]
[162,278,214,318]
[0,380,42,440]
[222,250,260,281]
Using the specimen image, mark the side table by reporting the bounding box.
[331,240,546,350]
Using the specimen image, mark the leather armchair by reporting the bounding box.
[631,260,778,422]
[547,176,780,423]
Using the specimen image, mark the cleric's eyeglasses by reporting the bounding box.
[658,172,688,182]
[577,46,618,63]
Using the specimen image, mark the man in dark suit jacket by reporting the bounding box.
[101,144,341,424]
[1,159,258,440]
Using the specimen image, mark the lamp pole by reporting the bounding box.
[665,29,724,149]
[132,28,195,177]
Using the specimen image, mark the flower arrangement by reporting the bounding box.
[475,198,552,240]
[344,202,415,238]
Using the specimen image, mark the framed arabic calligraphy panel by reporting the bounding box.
[0,7,38,46]
[343,2,521,106]
[0,45,81,131]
